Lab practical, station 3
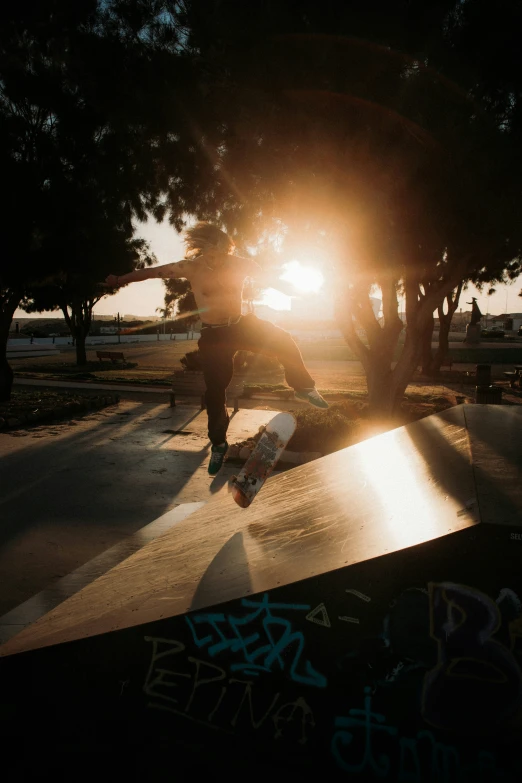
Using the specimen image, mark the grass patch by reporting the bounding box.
[15,361,173,386]
[242,383,293,398]
[295,339,522,365]
[448,348,522,364]
[0,389,119,430]
[87,374,172,386]
[288,394,454,452]
[230,392,455,458]
[288,402,365,452]
[15,361,138,374]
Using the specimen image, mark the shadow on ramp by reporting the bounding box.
[190,531,252,610]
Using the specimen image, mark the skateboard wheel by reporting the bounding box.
[232,488,250,508]
[258,425,266,433]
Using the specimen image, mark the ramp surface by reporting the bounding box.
[0,404,486,657]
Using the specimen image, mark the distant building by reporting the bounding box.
[496,313,522,331]
[509,313,522,331]
[100,326,118,334]
[123,314,161,322]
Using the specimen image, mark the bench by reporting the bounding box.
[233,388,296,412]
[96,350,126,364]
[170,370,206,409]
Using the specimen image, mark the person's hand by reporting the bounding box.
[103,274,121,289]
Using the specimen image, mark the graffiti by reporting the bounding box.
[337,588,372,626]
[346,589,372,602]
[422,583,522,732]
[119,679,130,696]
[143,636,315,744]
[185,593,327,688]
[332,687,505,781]
[305,603,331,628]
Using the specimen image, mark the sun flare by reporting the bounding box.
[259,288,292,311]
[280,260,324,294]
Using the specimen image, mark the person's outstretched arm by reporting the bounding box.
[104,259,192,288]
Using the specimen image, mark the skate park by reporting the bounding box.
[3,2,522,778]
[1,402,521,781]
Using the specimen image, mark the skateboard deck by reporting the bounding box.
[230,412,296,508]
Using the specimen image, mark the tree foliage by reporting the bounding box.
[174,0,522,414]
[23,190,156,363]
[0,0,207,394]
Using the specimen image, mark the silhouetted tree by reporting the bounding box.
[0,0,206,396]
[175,0,522,415]
[22,186,156,364]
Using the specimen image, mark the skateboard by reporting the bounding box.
[230,412,296,508]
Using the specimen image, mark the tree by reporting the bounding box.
[22,187,156,364]
[174,0,522,416]
[0,0,208,398]
[419,282,463,376]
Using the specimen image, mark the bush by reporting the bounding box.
[242,383,292,398]
[180,350,203,371]
[234,351,282,374]
[20,327,48,338]
[288,401,365,452]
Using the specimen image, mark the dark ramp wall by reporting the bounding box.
[2,524,521,781]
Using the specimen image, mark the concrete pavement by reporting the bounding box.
[0,400,274,616]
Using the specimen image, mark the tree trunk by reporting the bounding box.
[61,298,96,367]
[364,327,423,418]
[365,359,395,417]
[0,289,22,402]
[433,317,451,371]
[335,284,408,419]
[334,269,465,419]
[75,332,88,365]
[0,326,14,403]
[432,282,463,372]
[420,314,435,375]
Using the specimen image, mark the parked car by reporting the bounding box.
[481,327,505,338]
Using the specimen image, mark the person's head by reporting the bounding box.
[184,222,235,258]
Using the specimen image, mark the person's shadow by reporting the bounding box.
[189,531,252,611]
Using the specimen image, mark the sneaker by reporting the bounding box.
[208,441,228,475]
[294,388,329,409]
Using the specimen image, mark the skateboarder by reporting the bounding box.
[105,223,328,475]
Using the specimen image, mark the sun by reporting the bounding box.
[279,260,324,294]
[259,288,292,311]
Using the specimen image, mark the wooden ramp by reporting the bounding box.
[1,405,521,781]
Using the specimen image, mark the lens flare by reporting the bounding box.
[280,260,324,293]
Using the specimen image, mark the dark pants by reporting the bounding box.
[198,314,315,445]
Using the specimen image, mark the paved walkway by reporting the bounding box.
[0,401,273,616]
[14,376,171,394]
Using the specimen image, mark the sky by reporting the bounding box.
[14,216,522,319]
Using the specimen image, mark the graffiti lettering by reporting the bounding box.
[332,687,397,777]
[332,689,504,781]
[423,583,522,731]
[185,593,327,688]
[272,696,315,745]
[143,636,315,744]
